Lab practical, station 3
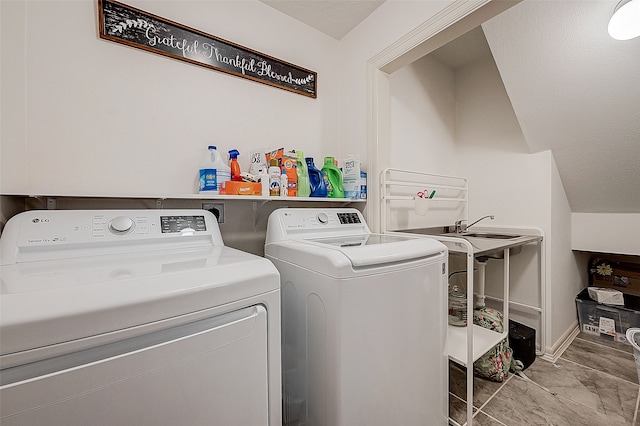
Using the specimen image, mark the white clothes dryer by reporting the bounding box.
[265,208,448,426]
[0,209,281,426]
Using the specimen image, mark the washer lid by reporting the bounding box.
[303,233,445,267]
[0,245,279,359]
[266,233,446,278]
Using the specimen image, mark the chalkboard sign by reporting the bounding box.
[98,0,317,98]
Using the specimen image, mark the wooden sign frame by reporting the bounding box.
[98,0,317,98]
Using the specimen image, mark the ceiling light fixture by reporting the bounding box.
[608,0,640,40]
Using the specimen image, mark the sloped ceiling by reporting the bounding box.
[263,0,640,213]
[481,1,640,213]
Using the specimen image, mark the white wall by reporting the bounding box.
[549,156,583,348]
[455,57,548,226]
[1,0,341,196]
[338,0,455,169]
[389,55,457,175]
[572,213,640,256]
[0,1,28,192]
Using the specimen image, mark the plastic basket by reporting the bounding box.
[625,328,640,383]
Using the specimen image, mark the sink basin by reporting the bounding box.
[439,232,523,261]
[461,233,519,240]
[475,245,522,262]
[441,232,519,240]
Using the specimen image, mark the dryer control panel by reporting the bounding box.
[0,210,222,265]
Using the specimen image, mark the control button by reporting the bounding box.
[109,216,134,234]
[317,212,329,224]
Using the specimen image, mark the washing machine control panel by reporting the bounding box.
[160,215,207,234]
[267,209,370,242]
[337,212,361,224]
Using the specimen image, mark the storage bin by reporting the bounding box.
[576,288,640,344]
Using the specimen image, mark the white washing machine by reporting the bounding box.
[0,209,281,426]
[265,208,448,426]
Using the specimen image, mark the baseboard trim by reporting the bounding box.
[541,323,579,363]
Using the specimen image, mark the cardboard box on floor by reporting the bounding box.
[589,255,640,297]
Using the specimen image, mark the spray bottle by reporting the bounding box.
[228,149,242,182]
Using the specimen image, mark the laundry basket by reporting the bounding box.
[626,328,640,383]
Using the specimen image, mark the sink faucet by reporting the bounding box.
[454,215,495,233]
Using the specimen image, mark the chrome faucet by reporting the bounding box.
[454,215,494,233]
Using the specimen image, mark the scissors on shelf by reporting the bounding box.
[416,190,436,199]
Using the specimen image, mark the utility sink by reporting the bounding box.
[397,227,541,261]
[442,232,519,240]
[440,232,523,261]
[460,233,519,240]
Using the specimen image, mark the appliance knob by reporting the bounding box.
[109,216,134,234]
[317,212,329,224]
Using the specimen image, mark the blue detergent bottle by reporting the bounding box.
[306,157,327,197]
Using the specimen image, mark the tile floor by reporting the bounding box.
[449,332,640,425]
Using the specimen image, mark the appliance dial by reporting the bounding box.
[316,212,329,224]
[109,216,134,234]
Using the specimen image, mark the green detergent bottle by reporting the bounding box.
[322,157,344,198]
[296,151,311,197]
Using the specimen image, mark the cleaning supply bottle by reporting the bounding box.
[296,151,311,197]
[199,145,229,194]
[260,168,269,197]
[215,147,231,194]
[228,149,242,182]
[322,156,345,198]
[268,159,281,196]
[306,157,327,197]
[280,168,288,197]
[282,151,297,197]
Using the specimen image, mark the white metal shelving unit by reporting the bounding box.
[380,168,509,426]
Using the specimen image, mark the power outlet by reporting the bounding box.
[202,202,224,223]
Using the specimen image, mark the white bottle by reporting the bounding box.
[260,168,270,197]
[280,168,288,197]
[268,159,281,196]
[199,146,218,194]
